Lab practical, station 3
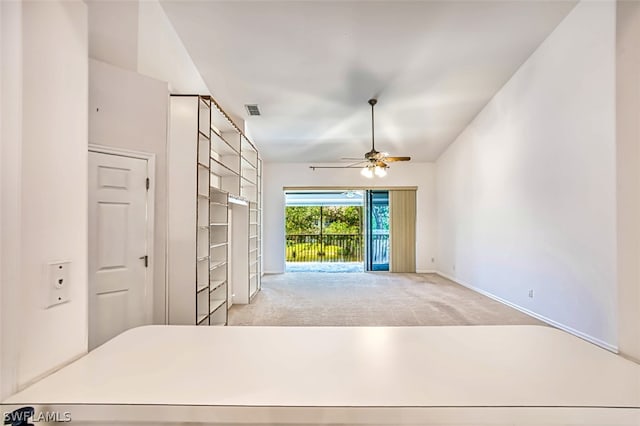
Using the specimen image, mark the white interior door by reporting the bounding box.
[88,151,150,350]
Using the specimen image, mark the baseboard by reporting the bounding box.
[17,350,87,392]
[416,269,437,274]
[264,270,284,275]
[434,271,619,354]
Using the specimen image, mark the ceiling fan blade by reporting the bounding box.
[340,157,365,161]
[384,156,411,162]
[330,160,368,167]
[309,165,363,170]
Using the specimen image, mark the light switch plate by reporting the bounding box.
[46,261,70,308]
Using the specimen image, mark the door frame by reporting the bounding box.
[88,144,156,330]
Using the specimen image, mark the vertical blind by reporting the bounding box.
[389,189,417,273]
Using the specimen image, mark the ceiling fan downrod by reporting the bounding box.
[366,98,378,159]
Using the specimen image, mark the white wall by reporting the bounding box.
[89,59,169,324]
[0,0,23,400]
[87,0,139,71]
[137,0,209,94]
[616,0,640,361]
[0,0,89,396]
[1,0,5,398]
[436,1,617,349]
[263,162,437,274]
[87,0,209,95]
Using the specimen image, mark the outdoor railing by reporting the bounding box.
[286,234,363,262]
[370,232,390,265]
[285,233,390,263]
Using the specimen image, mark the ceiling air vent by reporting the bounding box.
[245,104,261,116]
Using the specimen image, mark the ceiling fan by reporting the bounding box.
[310,98,411,178]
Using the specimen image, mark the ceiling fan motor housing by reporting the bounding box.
[365,149,380,160]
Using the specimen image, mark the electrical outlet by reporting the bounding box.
[431,257,435,263]
[46,261,71,308]
[528,289,534,299]
[452,264,456,271]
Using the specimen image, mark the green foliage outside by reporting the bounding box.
[285,206,362,234]
[285,206,363,262]
[285,206,321,234]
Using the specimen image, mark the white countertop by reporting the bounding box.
[3,325,639,424]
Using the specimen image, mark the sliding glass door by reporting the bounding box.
[283,189,394,272]
[365,191,389,271]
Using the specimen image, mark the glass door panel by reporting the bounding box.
[366,191,389,271]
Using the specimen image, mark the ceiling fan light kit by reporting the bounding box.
[361,163,387,178]
[309,98,411,177]
[361,166,374,178]
[374,166,387,177]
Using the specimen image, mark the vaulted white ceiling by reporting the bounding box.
[160,1,576,162]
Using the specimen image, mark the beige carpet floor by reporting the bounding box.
[228,273,544,327]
